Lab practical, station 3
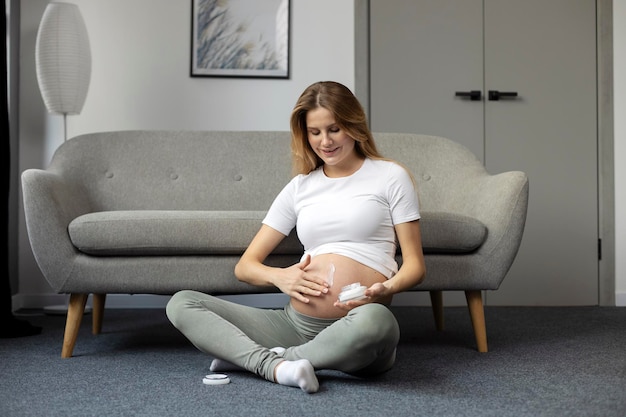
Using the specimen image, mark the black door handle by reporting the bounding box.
[488,90,518,101]
[455,90,482,101]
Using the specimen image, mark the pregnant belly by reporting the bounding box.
[290,253,390,319]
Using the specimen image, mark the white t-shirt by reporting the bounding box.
[263,158,420,278]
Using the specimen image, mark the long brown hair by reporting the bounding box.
[289,81,384,175]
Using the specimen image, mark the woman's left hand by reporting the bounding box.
[332,282,389,311]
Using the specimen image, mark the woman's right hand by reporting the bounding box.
[235,226,328,302]
[274,254,329,303]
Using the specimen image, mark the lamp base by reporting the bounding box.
[0,316,43,338]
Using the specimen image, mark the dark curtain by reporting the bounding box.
[1,0,40,337]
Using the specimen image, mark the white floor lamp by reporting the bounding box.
[35,2,91,314]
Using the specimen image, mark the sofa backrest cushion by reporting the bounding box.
[50,131,488,216]
[50,131,294,212]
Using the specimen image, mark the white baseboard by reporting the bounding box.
[12,293,172,310]
[616,291,626,307]
[13,290,626,312]
[12,291,461,311]
[12,293,289,310]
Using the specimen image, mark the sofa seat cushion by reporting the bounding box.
[68,211,302,256]
[419,211,487,254]
[68,210,487,257]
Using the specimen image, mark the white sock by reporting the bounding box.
[209,358,241,372]
[274,359,319,394]
[210,347,286,372]
[270,347,286,356]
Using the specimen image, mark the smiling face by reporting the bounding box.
[305,107,364,178]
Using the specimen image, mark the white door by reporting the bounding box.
[369,0,598,305]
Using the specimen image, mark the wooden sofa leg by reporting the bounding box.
[429,290,444,331]
[465,290,488,353]
[92,293,106,335]
[62,293,88,358]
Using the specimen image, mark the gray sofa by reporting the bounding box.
[21,130,528,357]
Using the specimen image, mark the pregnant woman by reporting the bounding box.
[166,81,425,393]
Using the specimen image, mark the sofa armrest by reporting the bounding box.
[412,168,528,288]
[21,169,92,292]
[465,171,528,256]
[445,170,529,290]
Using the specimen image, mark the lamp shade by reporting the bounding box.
[35,2,91,115]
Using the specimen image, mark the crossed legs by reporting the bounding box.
[166,290,399,393]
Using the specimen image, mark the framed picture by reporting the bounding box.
[191,0,290,78]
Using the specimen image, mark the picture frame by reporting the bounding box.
[191,0,290,78]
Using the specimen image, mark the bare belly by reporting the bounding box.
[290,253,391,319]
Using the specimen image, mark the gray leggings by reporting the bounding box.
[166,290,400,382]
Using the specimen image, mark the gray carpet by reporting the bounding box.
[1,305,625,417]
